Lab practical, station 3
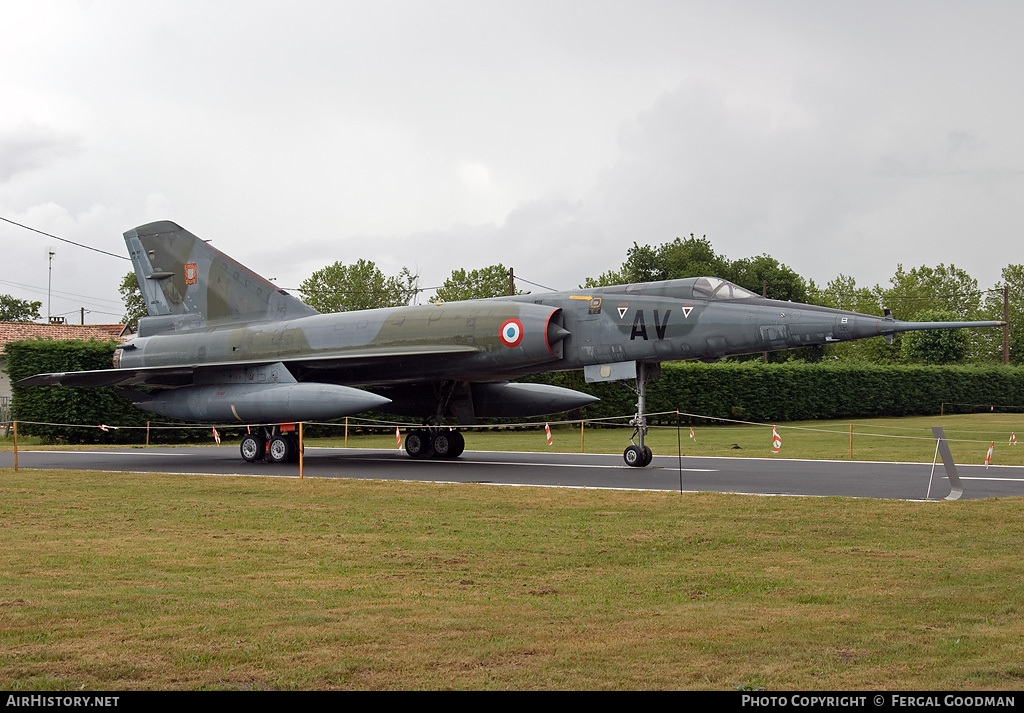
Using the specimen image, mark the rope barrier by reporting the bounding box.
[3,409,1021,445]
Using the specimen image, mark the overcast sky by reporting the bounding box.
[2,0,1022,324]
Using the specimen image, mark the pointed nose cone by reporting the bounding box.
[833,311,1006,345]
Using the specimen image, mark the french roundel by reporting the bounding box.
[499,318,524,347]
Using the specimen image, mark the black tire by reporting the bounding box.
[447,430,465,459]
[432,431,453,458]
[624,445,646,467]
[287,435,302,463]
[405,429,435,459]
[240,434,265,462]
[267,435,293,463]
[432,430,465,459]
[642,445,653,467]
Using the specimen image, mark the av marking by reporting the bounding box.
[629,309,671,341]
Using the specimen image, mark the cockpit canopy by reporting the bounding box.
[689,277,758,300]
[588,276,761,301]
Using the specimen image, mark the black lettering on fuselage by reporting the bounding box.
[630,311,648,340]
[630,309,670,340]
[653,309,670,339]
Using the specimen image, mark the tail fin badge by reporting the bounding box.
[184,263,198,285]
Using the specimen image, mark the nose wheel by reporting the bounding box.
[624,444,653,467]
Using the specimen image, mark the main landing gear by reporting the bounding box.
[623,361,656,467]
[240,425,302,463]
[401,381,466,460]
[403,427,465,460]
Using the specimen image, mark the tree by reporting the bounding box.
[585,235,731,287]
[432,264,517,302]
[808,274,880,314]
[0,294,41,322]
[299,259,418,313]
[981,264,1024,365]
[582,268,627,289]
[900,309,970,364]
[658,235,732,282]
[875,263,981,321]
[635,235,730,283]
[729,253,809,303]
[585,235,812,298]
[875,263,985,362]
[119,272,147,333]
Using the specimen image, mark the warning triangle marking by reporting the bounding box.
[617,307,628,319]
[682,306,693,318]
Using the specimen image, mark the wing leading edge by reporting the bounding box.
[15,343,483,389]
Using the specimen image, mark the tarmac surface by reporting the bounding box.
[5,445,1024,500]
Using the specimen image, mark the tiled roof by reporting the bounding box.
[0,322,127,352]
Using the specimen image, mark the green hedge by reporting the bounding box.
[537,362,1024,425]
[6,339,203,444]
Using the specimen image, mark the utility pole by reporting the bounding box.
[47,249,55,322]
[509,267,515,296]
[1004,284,1010,365]
[762,280,769,363]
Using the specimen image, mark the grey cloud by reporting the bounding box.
[0,124,81,184]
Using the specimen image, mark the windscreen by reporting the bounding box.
[691,277,758,300]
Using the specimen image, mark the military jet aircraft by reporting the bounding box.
[17,221,1006,467]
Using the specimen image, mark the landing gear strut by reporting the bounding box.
[623,362,656,467]
[402,381,467,461]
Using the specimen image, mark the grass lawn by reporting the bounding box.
[2,414,1023,690]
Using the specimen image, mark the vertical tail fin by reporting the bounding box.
[124,221,318,330]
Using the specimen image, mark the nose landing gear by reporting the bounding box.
[623,361,657,467]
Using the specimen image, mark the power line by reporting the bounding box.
[513,275,557,292]
[3,215,564,301]
[0,278,124,308]
[0,215,129,261]
[53,307,125,318]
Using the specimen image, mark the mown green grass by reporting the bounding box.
[1,468,1023,690]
